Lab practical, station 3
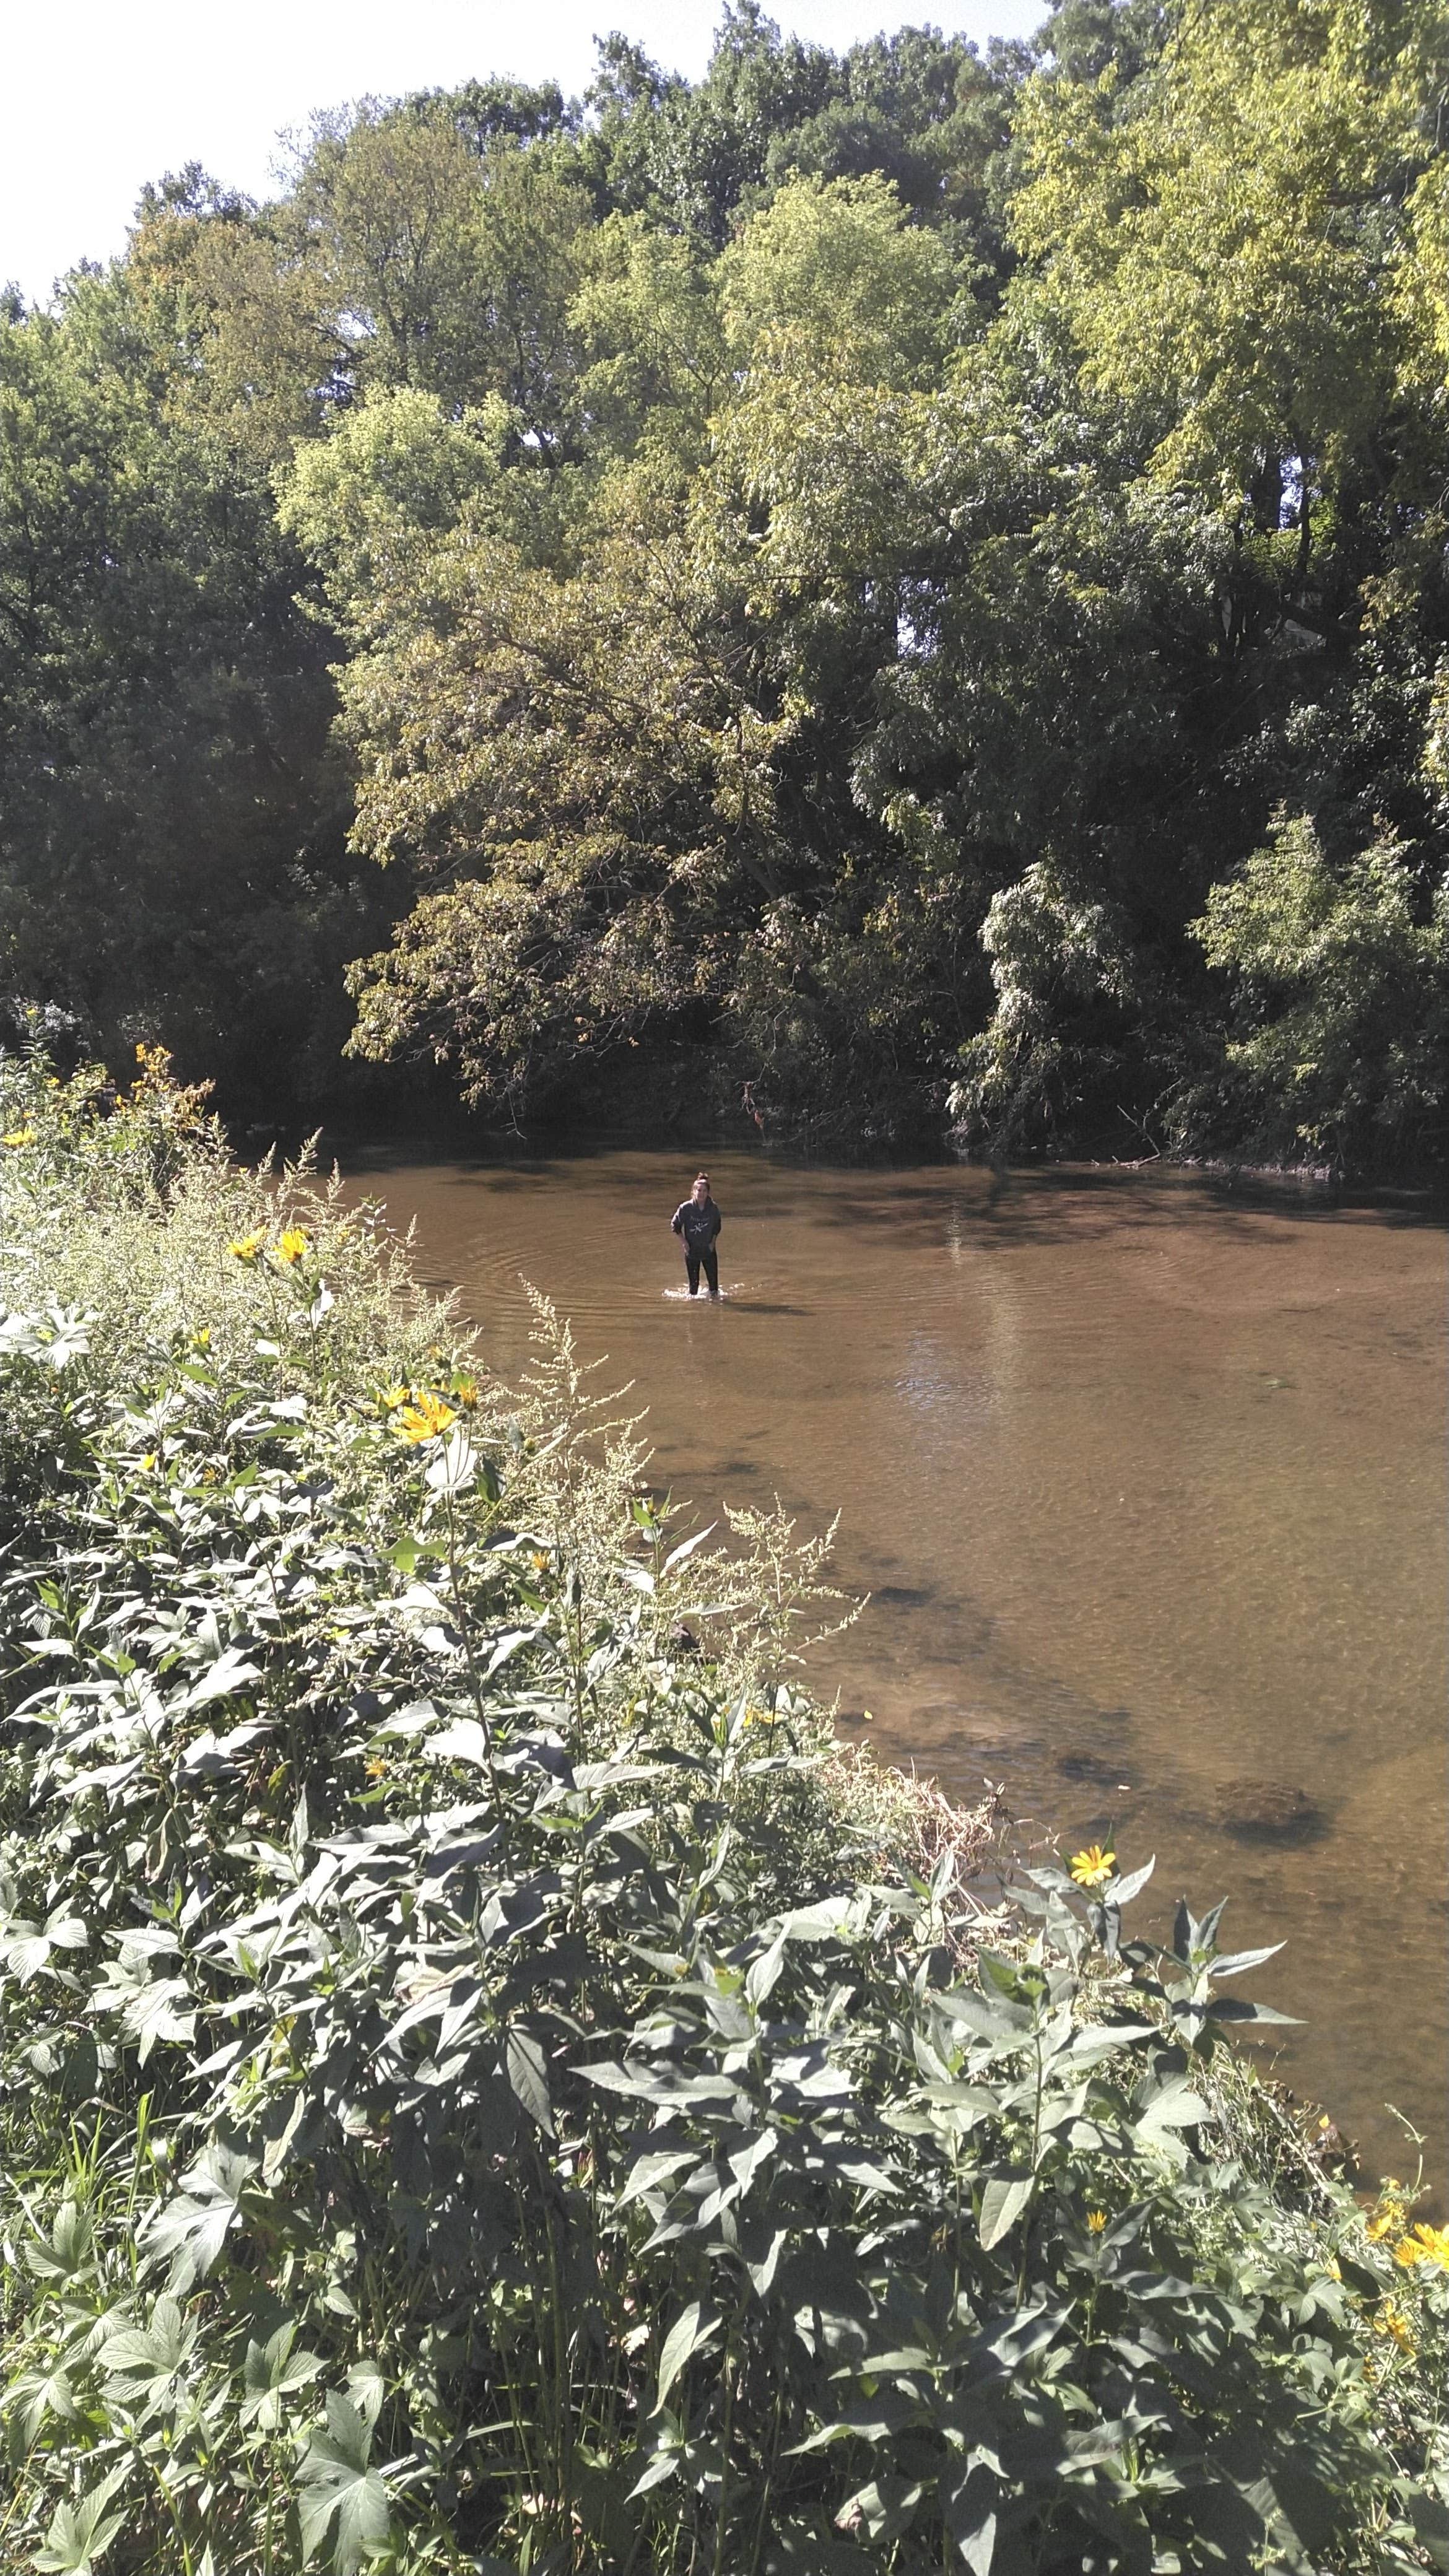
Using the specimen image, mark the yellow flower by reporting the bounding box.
[2,1126,37,1148]
[1086,2209,1108,2234]
[365,1757,387,1781]
[394,1391,456,1444]
[1069,1843,1116,1890]
[273,1227,310,1267]
[1395,2224,1449,2272]
[379,1385,414,1413]
[1374,2301,1416,2356]
[140,1453,157,1473]
[452,1374,479,1411]
[227,1230,266,1263]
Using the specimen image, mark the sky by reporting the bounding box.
[2,0,1043,307]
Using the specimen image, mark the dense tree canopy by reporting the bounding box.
[2,0,1447,1162]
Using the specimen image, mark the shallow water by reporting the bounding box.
[336,1141,1448,2182]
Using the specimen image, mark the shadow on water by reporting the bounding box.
[334,1138,1449,2186]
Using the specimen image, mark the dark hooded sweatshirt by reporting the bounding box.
[671,1195,721,1254]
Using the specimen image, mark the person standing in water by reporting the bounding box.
[671,1172,722,1297]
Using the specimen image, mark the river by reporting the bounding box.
[335,1140,1448,2184]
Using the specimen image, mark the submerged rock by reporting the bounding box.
[1211,1778,1325,1842]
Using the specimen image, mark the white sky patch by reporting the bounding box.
[2,0,1043,307]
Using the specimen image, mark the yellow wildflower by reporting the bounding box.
[379,1385,414,1413]
[273,1227,310,1267]
[1069,1843,1116,1890]
[452,1374,480,1411]
[1374,2302,1416,2356]
[140,1453,157,1473]
[365,1757,387,1781]
[228,1230,266,1263]
[1086,2209,1108,2234]
[394,1391,456,1444]
[1395,2224,1449,2272]
[2,1126,37,1148]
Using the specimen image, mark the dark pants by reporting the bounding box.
[685,1244,719,1296]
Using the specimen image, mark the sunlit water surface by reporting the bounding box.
[335,1142,1448,2182]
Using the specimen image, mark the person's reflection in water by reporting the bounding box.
[671,1171,722,1297]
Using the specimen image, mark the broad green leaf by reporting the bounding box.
[186,1646,263,1708]
[141,2144,256,2284]
[837,2476,924,2544]
[978,2175,1034,2249]
[506,2026,554,2134]
[661,1521,716,1575]
[297,2393,393,2573]
[242,2321,324,2431]
[35,2478,128,2576]
[656,2302,720,2406]
[945,2465,998,2575]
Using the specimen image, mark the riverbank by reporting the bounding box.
[1,1049,1447,2574]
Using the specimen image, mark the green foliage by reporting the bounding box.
[718,172,959,386]
[946,863,1151,1155]
[4,0,1449,1164]
[0,277,374,1116]
[1011,0,1440,500]
[1,1052,1448,2574]
[1188,810,1449,1166]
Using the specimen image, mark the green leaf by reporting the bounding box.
[616,2149,700,2209]
[1105,1856,1155,1907]
[978,2175,1034,2249]
[242,2321,324,2431]
[944,2467,998,2574]
[661,1521,716,1575]
[506,2026,554,2135]
[297,2391,394,2573]
[9,2361,79,2440]
[141,2144,256,2284]
[1205,1997,1302,2028]
[35,2476,128,2575]
[837,2476,924,2544]
[1209,1943,1284,1980]
[186,1645,263,1708]
[656,2302,720,2406]
[629,2442,683,2497]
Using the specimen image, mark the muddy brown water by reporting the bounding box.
[335,1142,1448,2184]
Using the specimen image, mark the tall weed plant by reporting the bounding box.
[0,1050,1445,2576]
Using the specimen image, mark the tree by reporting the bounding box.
[1011,0,1441,522]
[0,271,373,1113]
[1190,810,1449,1165]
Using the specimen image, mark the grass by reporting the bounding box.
[0,1044,1446,2576]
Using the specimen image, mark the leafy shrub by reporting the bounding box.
[1189,812,1449,1171]
[0,1048,1447,2575]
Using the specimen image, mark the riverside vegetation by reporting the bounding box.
[0,1050,1448,2573]
[4,0,1449,1166]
